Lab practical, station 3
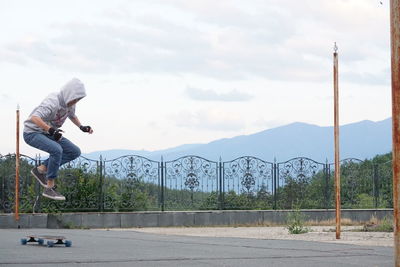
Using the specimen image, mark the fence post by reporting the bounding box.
[98,155,104,212]
[35,154,42,213]
[325,159,329,210]
[273,158,277,210]
[0,156,3,213]
[373,163,379,209]
[219,157,223,210]
[160,156,164,212]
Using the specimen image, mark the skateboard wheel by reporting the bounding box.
[38,239,44,245]
[20,238,27,245]
[47,241,54,247]
[65,240,72,247]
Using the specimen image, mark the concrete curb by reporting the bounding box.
[0,209,393,229]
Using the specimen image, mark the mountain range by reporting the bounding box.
[83,118,392,163]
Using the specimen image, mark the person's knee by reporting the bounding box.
[71,146,81,160]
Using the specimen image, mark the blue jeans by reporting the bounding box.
[23,132,81,179]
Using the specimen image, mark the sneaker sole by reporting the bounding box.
[31,169,47,188]
[42,192,66,201]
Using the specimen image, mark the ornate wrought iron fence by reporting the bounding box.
[19,155,41,213]
[276,157,327,209]
[103,155,160,211]
[222,156,274,210]
[0,153,394,213]
[0,154,39,213]
[26,156,101,213]
[0,154,17,213]
[164,156,218,210]
[329,158,375,209]
[375,160,393,208]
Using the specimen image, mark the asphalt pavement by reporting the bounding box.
[0,228,393,266]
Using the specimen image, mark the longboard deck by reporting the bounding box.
[28,235,66,240]
[21,235,72,247]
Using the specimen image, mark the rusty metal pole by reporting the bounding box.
[333,43,341,239]
[15,105,20,221]
[390,0,400,264]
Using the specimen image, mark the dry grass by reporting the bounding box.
[305,218,359,226]
[184,216,392,229]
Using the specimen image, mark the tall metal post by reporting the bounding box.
[161,156,165,212]
[333,43,341,239]
[325,159,329,210]
[98,155,104,212]
[273,158,277,210]
[219,157,223,210]
[15,105,20,221]
[390,0,400,264]
[373,164,379,209]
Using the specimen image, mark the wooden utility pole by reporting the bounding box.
[390,0,400,264]
[333,42,341,239]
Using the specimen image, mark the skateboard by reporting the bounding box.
[21,235,72,247]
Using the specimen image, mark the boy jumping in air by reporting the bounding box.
[23,78,93,200]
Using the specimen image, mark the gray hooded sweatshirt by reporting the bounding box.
[24,78,87,133]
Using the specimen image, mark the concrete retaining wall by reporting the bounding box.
[0,209,393,229]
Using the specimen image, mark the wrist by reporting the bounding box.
[48,127,56,135]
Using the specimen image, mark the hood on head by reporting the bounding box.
[58,78,86,107]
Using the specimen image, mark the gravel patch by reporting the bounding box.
[108,226,394,247]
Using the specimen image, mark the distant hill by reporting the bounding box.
[83,118,392,163]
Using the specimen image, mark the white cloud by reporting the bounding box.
[0,48,28,66]
[342,69,391,85]
[185,87,253,102]
[0,94,11,106]
[173,109,245,131]
[0,0,389,84]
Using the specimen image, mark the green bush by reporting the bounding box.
[286,207,309,234]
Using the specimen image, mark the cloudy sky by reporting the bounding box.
[0,0,391,155]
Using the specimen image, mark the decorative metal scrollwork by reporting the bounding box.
[376,160,393,208]
[184,172,200,191]
[104,155,159,182]
[165,156,217,192]
[333,158,367,208]
[0,153,393,212]
[62,156,98,174]
[164,155,218,210]
[0,154,38,213]
[276,157,326,208]
[103,155,160,211]
[278,157,323,184]
[223,156,273,194]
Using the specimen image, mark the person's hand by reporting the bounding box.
[48,127,63,141]
[80,125,93,134]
